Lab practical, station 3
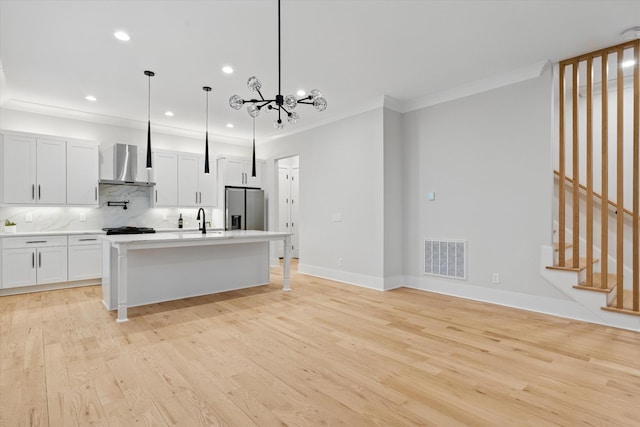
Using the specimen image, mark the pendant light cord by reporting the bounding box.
[278,0,281,97]
[206,91,209,133]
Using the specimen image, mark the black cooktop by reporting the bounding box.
[103,226,156,235]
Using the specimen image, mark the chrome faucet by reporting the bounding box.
[196,208,206,234]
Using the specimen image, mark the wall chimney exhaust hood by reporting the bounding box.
[99,144,155,186]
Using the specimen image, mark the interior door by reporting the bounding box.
[291,167,299,258]
[278,166,290,257]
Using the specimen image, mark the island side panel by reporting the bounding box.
[110,241,270,309]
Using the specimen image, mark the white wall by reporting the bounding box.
[402,69,568,301]
[383,108,403,289]
[262,108,386,288]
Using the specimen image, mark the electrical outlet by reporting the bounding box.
[338,257,343,267]
[79,212,86,222]
[162,212,168,220]
[492,273,500,284]
[25,213,32,222]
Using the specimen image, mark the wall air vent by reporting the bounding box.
[424,239,467,280]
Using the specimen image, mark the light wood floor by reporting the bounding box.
[1,264,640,426]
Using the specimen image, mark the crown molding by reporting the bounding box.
[0,99,248,146]
[401,60,552,113]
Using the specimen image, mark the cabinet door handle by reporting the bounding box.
[199,192,202,204]
[196,192,198,204]
[38,185,41,200]
[79,238,97,242]
[32,252,35,268]
[155,190,158,202]
[95,187,98,201]
[32,184,35,200]
[38,252,42,268]
[26,240,46,244]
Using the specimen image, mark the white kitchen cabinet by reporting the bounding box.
[36,138,67,204]
[0,133,66,205]
[1,236,68,288]
[178,154,199,206]
[1,247,37,288]
[218,156,264,188]
[199,156,217,206]
[67,140,99,205]
[68,235,102,281]
[152,151,178,206]
[177,153,217,207]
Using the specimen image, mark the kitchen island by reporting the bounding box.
[101,230,291,322]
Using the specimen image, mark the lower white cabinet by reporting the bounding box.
[68,235,102,281]
[1,236,68,288]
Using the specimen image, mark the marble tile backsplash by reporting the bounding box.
[0,184,224,233]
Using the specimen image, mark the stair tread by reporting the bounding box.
[546,257,598,272]
[553,243,574,251]
[602,289,639,317]
[574,273,617,292]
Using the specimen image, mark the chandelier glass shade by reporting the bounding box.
[228,0,327,129]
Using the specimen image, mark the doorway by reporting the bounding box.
[277,156,299,259]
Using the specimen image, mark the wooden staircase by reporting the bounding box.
[547,241,638,317]
[551,39,639,319]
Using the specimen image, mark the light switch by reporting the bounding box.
[25,213,32,222]
[427,192,436,201]
[79,212,86,222]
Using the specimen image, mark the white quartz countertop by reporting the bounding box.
[0,230,105,238]
[101,230,291,245]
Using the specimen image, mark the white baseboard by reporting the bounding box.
[298,263,385,290]
[403,274,640,332]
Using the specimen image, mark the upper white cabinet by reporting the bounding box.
[218,156,264,188]
[198,156,217,206]
[1,131,98,207]
[0,133,66,205]
[178,154,199,206]
[177,153,217,207]
[152,151,178,206]
[67,140,99,205]
[36,138,67,204]
[153,150,217,207]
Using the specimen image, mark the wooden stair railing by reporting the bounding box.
[554,39,639,315]
[553,171,638,220]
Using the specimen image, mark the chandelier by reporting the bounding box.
[228,0,327,129]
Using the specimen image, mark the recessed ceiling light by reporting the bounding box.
[114,31,130,41]
[85,95,97,102]
[621,26,640,41]
[622,59,636,68]
[222,66,234,74]
[296,89,306,97]
[226,123,234,128]
[165,111,174,117]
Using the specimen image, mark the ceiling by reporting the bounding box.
[1,0,639,146]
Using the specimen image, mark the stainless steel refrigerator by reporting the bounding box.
[225,187,265,230]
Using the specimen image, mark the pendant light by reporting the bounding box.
[251,116,256,177]
[203,86,212,174]
[229,0,327,129]
[144,70,155,169]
